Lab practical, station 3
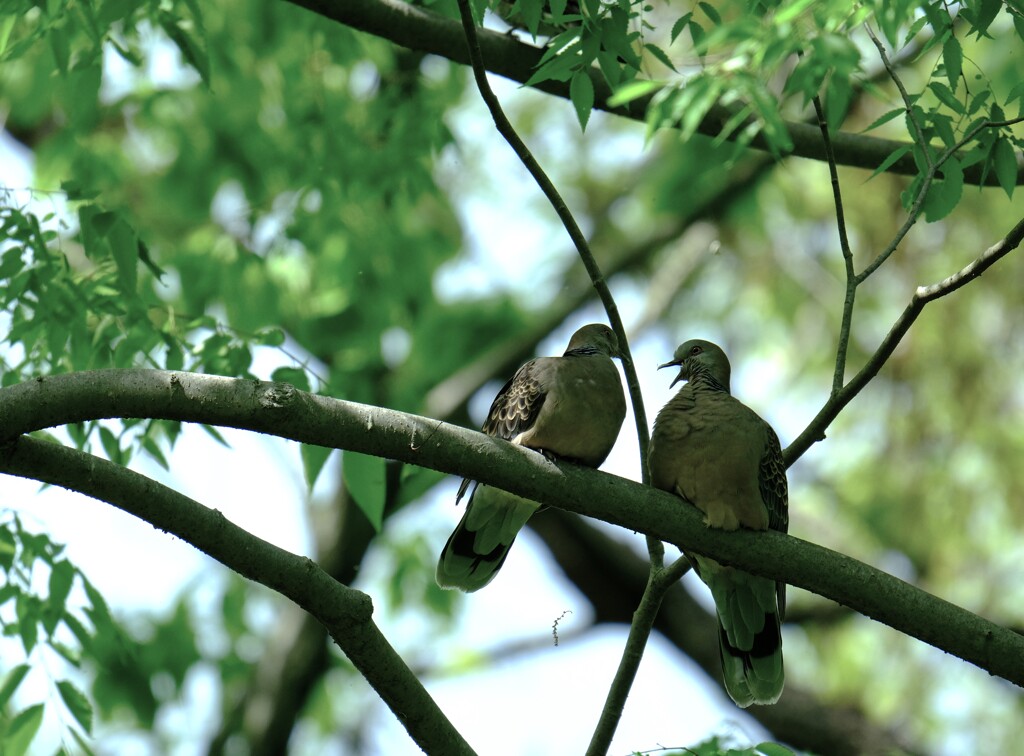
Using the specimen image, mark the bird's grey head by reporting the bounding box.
[565,323,621,359]
[658,339,731,390]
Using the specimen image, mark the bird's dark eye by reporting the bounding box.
[689,345,702,356]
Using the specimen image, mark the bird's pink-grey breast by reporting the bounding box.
[649,339,788,707]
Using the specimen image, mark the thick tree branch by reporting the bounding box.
[784,214,1024,465]
[1,370,1022,686]
[281,0,1024,186]
[0,436,475,756]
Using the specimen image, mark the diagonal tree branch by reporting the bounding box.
[785,213,1024,465]
[0,435,475,756]
[1,369,1022,687]
[281,0,1024,187]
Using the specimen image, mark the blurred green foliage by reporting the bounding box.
[0,0,1022,753]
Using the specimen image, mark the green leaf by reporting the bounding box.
[0,665,31,709]
[82,577,113,631]
[870,144,912,179]
[62,612,92,650]
[1005,81,1024,117]
[4,703,44,756]
[645,43,677,73]
[108,219,139,295]
[343,451,386,531]
[992,137,1017,198]
[689,19,706,55]
[569,70,595,130]
[1014,11,1024,43]
[0,523,15,570]
[0,15,16,57]
[607,79,660,107]
[971,0,1002,38]
[697,1,721,25]
[60,180,99,201]
[825,77,852,128]
[774,0,816,24]
[929,82,963,114]
[861,107,903,133]
[711,104,753,147]
[15,594,39,654]
[51,639,83,667]
[902,14,929,48]
[90,210,117,236]
[756,743,796,756]
[255,327,286,346]
[98,426,122,464]
[301,444,333,491]
[200,423,231,448]
[66,422,90,451]
[525,47,581,87]
[136,238,166,281]
[57,680,94,734]
[942,35,962,91]
[50,23,70,74]
[158,11,210,86]
[70,726,96,756]
[65,64,102,129]
[674,78,721,142]
[78,205,104,260]
[670,12,692,43]
[141,436,171,471]
[921,2,950,38]
[923,157,963,221]
[968,88,992,116]
[48,559,75,611]
[397,466,444,508]
[596,50,623,88]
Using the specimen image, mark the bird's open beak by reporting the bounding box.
[658,360,686,388]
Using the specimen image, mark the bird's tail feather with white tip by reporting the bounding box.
[699,558,785,707]
[435,486,539,593]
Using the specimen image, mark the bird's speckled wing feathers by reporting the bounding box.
[759,425,788,618]
[481,360,547,441]
[759,427,788,535]
[456,359,548,503]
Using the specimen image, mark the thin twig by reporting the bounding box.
[865,24,932,169]
[856,24,939,282]
[785,213,1024,465]
[854,178,933,283]
[857,115,1024,283]
[453,0,651,486]
[585,556,691,756]
[453,6,667,745]
[811,94,857,395]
